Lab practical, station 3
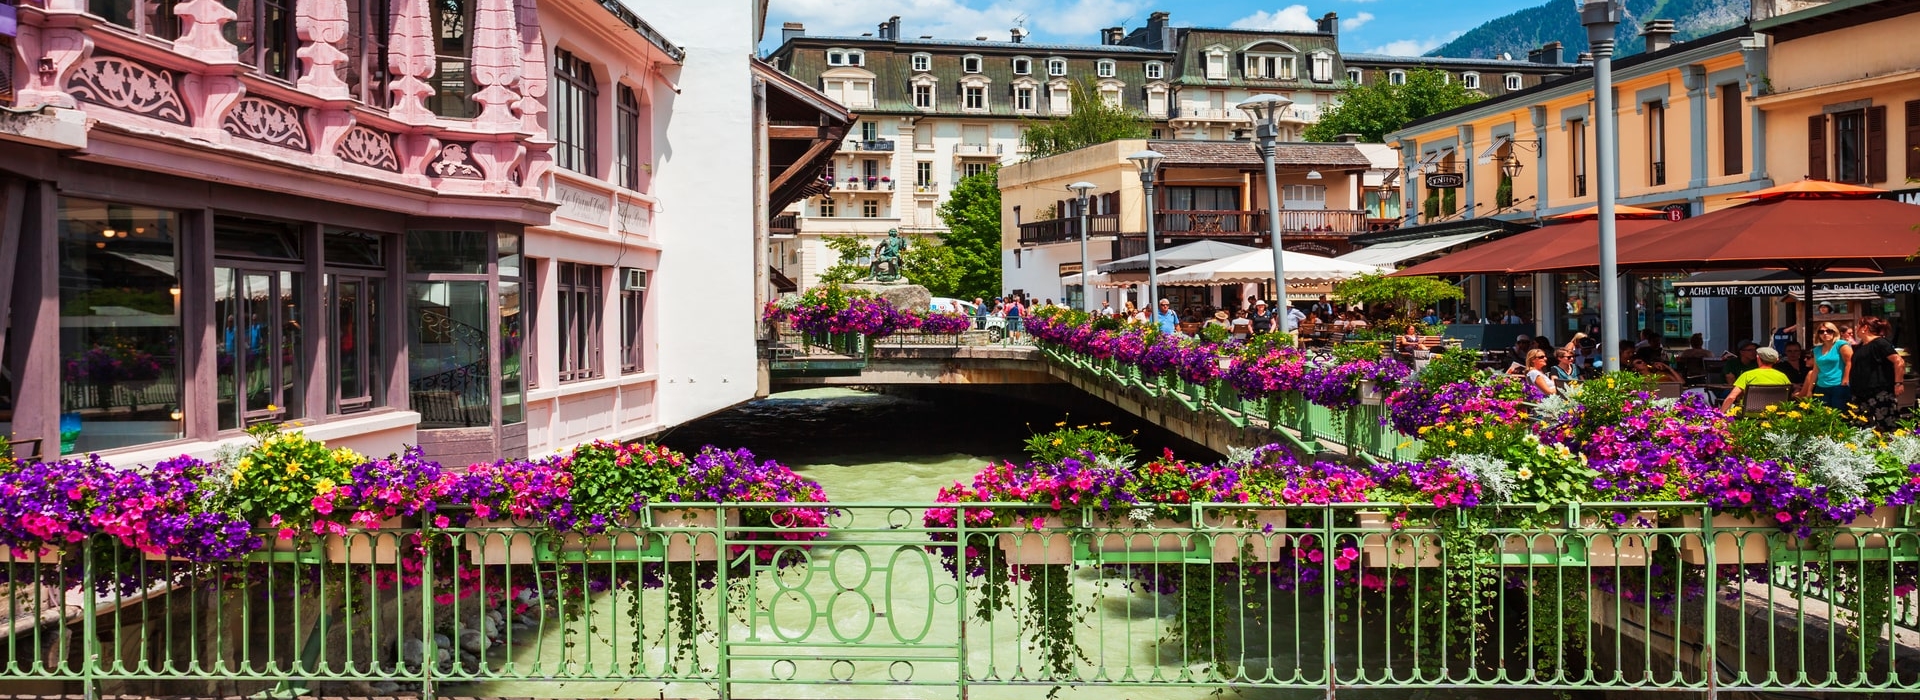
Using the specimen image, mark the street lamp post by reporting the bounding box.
[1238,94,1295,311]
[1127,150,1166,310]
[1583,0,1624,371]
[1069,181,1097,313]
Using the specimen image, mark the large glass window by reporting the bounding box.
[58,199,184,454]
[407,231,492,428]
[556,262,602,382]
[498,233,523,424]
[552,48,598,176]
[615,86,642,191]
[212,215,305,431]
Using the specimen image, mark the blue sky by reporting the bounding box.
[760,0,1546,56]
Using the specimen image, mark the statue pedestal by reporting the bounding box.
[847,282,931,313]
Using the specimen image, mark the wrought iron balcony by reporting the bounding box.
[954,143,1003,157]
[1018,214,1120,245]
[1153,209,1370,236]
[846,139,896,152]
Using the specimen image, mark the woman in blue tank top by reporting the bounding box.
[1803,321,1852,410]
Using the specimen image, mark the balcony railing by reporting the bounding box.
[1018,214,1120,245]
[954,143,1003,157]
[1154,209,1370,236]
[1651,160,1667,186]
[913,182,940,195]
[1170,106,1247,121]
[846,139,896,152]
[832,179,895,191]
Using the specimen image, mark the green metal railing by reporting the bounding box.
[3,505,1917,698]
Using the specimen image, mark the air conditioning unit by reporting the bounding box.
[622,268,648,291]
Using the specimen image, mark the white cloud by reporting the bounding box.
[1340,12,1373,31]
[1229,5,1318,32]
[765,0,1143,46]
[1366,31,1464,57]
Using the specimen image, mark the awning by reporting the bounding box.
[1335,229,1495,267]
[1417,147,1454,169]
[1475,136,1511,165]
[1672,267,1920,298]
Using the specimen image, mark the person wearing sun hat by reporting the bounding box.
[1205,310,1230,331]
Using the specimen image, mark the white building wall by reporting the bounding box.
[1002,243,1085,304]
[631,0,759,427]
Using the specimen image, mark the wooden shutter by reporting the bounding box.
[1866,105,1888,183]
[1807,114,1828,181]
[1907,100,1920,181]
[1720,84,1743,175]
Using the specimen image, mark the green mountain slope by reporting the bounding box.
[1429,0,1748,60]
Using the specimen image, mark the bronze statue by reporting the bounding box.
[869,229,907,283]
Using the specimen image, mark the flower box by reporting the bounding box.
[1583,510,1660,567]
[542,519,665,563]
[0,546,64,565]
[653,508,740,562]
[996,528,1075,566]
[1358,380,1385,406]
[1765,506,1918,562]
[1678,513,1776,566]
[465,518,542,565]
[1357,511,1441,568]
[246,531,325,564]
[1084,514,1209,563]
[325,517,407,565]
[1205,509,1289,563]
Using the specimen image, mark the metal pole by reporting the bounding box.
[1079,191,1092,313]
[1588,2,1623,372]
[1143,174,1159,310]
[1258,139,1286,317]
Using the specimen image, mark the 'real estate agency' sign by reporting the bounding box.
[1675,282,1913,298]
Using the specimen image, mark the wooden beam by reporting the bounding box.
[768,125,830,140]
[768,136,840,194]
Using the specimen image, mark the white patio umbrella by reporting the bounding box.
[1157,249,1387,286]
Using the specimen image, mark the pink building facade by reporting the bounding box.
[0,0,713,465]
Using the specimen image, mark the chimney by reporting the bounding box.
[1318,12,1339,37]
[1577,51,1593,63]
[877,22,890,40]
[1148,11,1172,50]
[888,16,902,41]
[781,22,805,44]
[1103,27,1124,45]
[1533,41,1563,64]
[1641,18,1676,53]
[1335,133,1362,143]
[1012,27,1028,43]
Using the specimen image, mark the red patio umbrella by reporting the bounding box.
[1392,218,1670,277]
[1545,204,1667,222]
[1587,180,1920,344]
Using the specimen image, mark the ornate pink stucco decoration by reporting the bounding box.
[179,72,247,137]
[68,56,191,125]
[511,0,547,136]
[469,0,523,129]
[296,0,352,98]
[173,0,239,63]
[13,25,93,109]
[386,0,437,122]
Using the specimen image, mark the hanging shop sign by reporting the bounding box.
[1424,173,1464,189]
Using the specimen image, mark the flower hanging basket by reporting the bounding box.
[245,525,325,564]
[546,518,661,563]
[1085,514,1207,563]
[325,517,407,564]
[1358,380,1385,406]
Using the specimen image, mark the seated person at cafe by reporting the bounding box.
[1722,342,1762,385]
[1630,347,1684,384]
[1721,346,1793,412]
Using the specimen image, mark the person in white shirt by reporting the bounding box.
[1284,305,1306,333]
[1099,300,1114,316]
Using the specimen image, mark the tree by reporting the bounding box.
[1304,69,1486,142]
[936,167,1004,300]
[1333,273,1464,329]
[816,235,963,297]
[1019,79,1151,160]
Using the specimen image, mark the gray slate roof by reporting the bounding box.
[1148,140,1373,168]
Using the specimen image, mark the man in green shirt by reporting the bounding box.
[1722,346,1792,412]
[1722,342,1761,385]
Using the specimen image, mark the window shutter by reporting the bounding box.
[1908,100,1920,181]
[1807,114,1827,180]
[1866,105,1888,183]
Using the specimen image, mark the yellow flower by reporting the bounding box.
[266,404,278,412]
[1055,421,1067,427]
[1418,426,1432,435]
[1447,439,1457,447]
[1051,438,1063,445]
[1786,411,1802,419]
[315,478,336,494]
[1760,421,1772,429]
[1484,430,1496,439]
[1765,404,1779,413]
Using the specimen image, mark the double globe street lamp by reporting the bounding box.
[1069,181,1097,312]
[1237,94,1294,314]
[1126,149,1165,310]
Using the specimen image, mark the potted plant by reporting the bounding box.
[218,424,360,562]
[450,455,573,565]
[314,447,447,564]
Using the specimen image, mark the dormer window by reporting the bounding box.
[1462,72,1480,90]
[827,50,845,66]
[1346,68,1363,83]
[911,53,931,72]
[962,54,982,73]
[827,49,864,67]
[1097,60,1116,78]
[1204,48,1228,80]
[1048,58,1067,76]
[1310,53,1332,82]
[1505,73,1523,90]
[1145,61,1164,80]
[1013,57,1032,75]
[1388,70,1407,86]
[1245,54,1296,80]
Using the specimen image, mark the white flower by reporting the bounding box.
[1517,467,1535,480]
[1127,507,1154,523]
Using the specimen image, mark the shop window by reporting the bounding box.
[556,261,603,382]
[212,215,306,431]
[325,229,386,414]
[407,231,492,429]
[619,268,646,374]
[57,198,185,454]
[552,48,598,176]
[498,233,523,424]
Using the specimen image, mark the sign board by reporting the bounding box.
[1424,172,1464,189]
[1675,281,1913,298]
[1663,204,1690,221]
[1058,262,1083,277]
